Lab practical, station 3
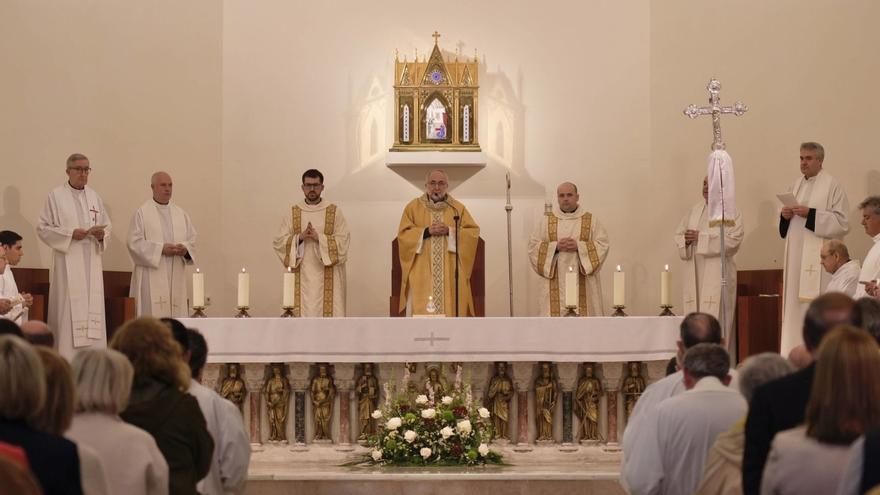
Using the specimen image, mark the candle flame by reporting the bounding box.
[241,268,246,273]
[616,265,622,272]
[196,268,200,273]
[568,266,574,272]
[287,266,292,273]
[664,264,669,271]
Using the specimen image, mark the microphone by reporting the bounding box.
[443,198,460,221]
[443,198,462,317]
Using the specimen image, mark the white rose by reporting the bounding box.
[421,408,436,419]
[371,409,383,419]
[387,430,397,438]
[371,450,383,461]
[420,447,432,459]
[478,443,490,457]
[441,396,453,405]
[478,407,491,419]
[404,430,418,443]
[386,417,402,430]
[415,395,429,405]
[456,419,472,435]
[440,426,455,439]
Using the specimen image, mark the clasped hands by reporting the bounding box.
[301,222,320,241]
[865,281,879,298]
[557,237,578,252]
[684,229,700,246]
[781,205,810,220]
[0,293,32,315]
[162,243,188,257]
[72,226,105,241]
[428,221,450,236]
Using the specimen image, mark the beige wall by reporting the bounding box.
[1,0,876,318]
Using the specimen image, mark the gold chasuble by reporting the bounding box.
[273,201,350,317]
[397,194,480,316]
[528,206,609,316]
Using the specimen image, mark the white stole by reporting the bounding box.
[792,172,833,301]
[139,201,188,316]
[54,186,104,345]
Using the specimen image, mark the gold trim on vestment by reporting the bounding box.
[537,242,549,277]
[322,205,337,317]
[292,206,303,316]
[547,217,560,317]
[709,219,736,228]
[580,212,600,271]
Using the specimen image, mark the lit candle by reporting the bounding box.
[660,264,671,306]
[564,266,578,308]
[613,265,625,307]
[282,267,294,307]
[192,268,205,307]
[237,268,250,308]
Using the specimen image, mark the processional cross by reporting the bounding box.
[683,78,748,150]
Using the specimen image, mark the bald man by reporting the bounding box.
[127,172,197,317]
[820,239,859,297]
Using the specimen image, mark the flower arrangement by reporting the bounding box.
[363,383,502,466]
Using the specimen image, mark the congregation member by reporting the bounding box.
[851,297,880,342]
[33,347,109,495]
[820,239,860,296]
[273,169,350,316]
[623,312,736,459]
[112,317,213,495]
[22,320,55,347]
[68,349,169,495]
[779,142,849,356]
[0,453,42,495]
[0,335,83,495]
[127,172,197,318]
[622,343,746,495]
[855,196,880,298]
[761,326,880,494]
[396,169,480,316]
[694,353,794,495]
[528,181,609,316]
[186,328,251,495]
[742,291,854,494]
[37,153,111,359]
[0,230,33,324]
[674,176,744,343]
[0,318,23,337]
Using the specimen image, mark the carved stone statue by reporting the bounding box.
[622,361,646,422]
[423,366,446,402]
[310,363,337,441]
[575,362,603,441]
[486,361,513,440]
[219,363,247,411]
[534,362,558,441]
[403,362,420,398]
[262,363,291,442]
[356,363,379,439]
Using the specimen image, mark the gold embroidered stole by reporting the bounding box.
[290,205,338,317]
[548,213,594,317]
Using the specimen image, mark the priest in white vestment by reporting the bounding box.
[127,172,197,318]
[674,177,743,344]
[855,196,880,299]
[37,154,111,359]
[622,344,746,495]
[0,231,33,325]
[528,182,609,316]
[779,142,849,355]
[273,169,350,317]
[820,240,860,297]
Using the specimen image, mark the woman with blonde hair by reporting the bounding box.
[761,325,880,494]
[68,348,169,495]
[0,335,82,494]
[111,317,213,495]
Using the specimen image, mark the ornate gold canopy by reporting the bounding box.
[391,32,480,152]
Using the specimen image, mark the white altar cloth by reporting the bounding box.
[181,316,680,364]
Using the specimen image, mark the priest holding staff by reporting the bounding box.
[127,171,197,317]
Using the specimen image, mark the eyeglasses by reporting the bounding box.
[302,183,323,190]
[428,181,448,187]
[68,167,91,174]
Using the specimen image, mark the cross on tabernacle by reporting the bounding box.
[414,331,450,347]
[683,78,748,151]
[432,31,441,44]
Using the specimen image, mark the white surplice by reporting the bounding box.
[273,200,350,317]
[37,182,111,359]
[127,200,197,318]
[189,381,251,495]
[622,376,747,495]
[674,202,744,345]
[0,266,25,325]
[528,205,609,316]
[780,170,849,355]
[854,233,880,298]
[824,259,861,297]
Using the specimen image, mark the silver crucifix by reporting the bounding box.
[683,78,748,151]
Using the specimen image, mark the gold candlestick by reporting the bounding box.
[281,306,296,318]
[191,306,207,318]
[659,305,675,316]
[612,305,628,317]
[564,305,578,317]
[235,306,251,318]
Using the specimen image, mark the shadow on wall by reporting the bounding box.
[0,186,43,268]
[742,199,780,268]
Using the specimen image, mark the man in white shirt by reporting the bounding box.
[0,231,33,324]
[820,239,860,297]
[622,312,738,459]
[186,328,251,495]
[622,343,747,495]
[856,196,880,298]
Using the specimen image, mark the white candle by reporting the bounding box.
[660,264,671,306]
[564,266,578,308]
[237,268,250,308]
[192,268,205,307]
[282,267,294,307]
[613,265,625,307]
